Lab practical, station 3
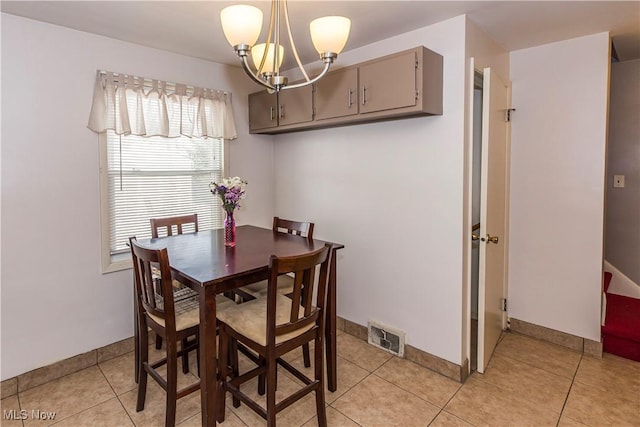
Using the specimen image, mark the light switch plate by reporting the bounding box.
[613,175,625,188]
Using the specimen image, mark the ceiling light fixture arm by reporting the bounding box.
[237,46,337,92]
[257,1,277,75]
[280,52,337,91]
[236,45,277,91]
[283,0,310,82]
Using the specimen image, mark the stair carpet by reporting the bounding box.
[602,271,640,362]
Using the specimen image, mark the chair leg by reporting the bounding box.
[181,338,190,374]
[196,332,201,378]
[165,339,178,427]
[136,328,149,412]
[266,356,277,427]
[156,335,163,350]
[134,309,140,384]
[314,337,327,427]
[258,355,266,396]
[229,339,238,378]
[302,343,311,368]
[230,339,240,408]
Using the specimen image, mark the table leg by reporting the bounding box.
[200,285,218,427]
[326,247,338,392]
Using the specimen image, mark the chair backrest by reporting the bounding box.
[272,216,314,240]
[266,244,331,345]
[150,214,198,238]
[129,237,178,333]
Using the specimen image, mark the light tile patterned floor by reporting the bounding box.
[2,330,639,427]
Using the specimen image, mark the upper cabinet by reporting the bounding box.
[277,85,313,127]
[249,46,443,134]
[249,85,313,133]
[359,50,418,114]
[315,67,359,121]
[248,91,278,131]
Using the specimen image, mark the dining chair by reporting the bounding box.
[150,213,199,238]
[272,216,315,238]
[243,216,315,299]
[129,237,203,427]
[217,244,332,427]
[242,216,315,367]
[132,215,199,383]
[149,214,200,353]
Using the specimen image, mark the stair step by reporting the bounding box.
[602,292,640,362]
[604,271,612,293]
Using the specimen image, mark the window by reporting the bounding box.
[99,131,224,272]
[88,71,236,273]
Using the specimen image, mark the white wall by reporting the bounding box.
[605,59,640,285]
[273,16,468,365]
[0,13,274,380]
[508,33,610,341]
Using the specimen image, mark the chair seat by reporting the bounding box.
[242,275,295,298]
[217,293,312,346]
[148,294,235,332]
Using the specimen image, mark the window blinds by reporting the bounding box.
[106,131,223,255]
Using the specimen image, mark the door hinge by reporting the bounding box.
[501,298,508,312]
[505,108,516,122]
[415,90,419,100]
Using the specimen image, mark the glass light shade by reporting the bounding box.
[220,5,263,47]
[251,43,285,72]
[309,16,351,54]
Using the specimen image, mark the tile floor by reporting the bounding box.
[2,330,639,427]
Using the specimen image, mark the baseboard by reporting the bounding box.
[339,316,468,383]
[509,318,602,357]
[1,336,135,398]
[3,317,473,398]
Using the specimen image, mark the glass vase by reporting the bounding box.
[224,210,236,247]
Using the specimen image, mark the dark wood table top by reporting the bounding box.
[143,225,343,290]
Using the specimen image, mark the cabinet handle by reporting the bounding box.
[362,86,367,105]
[279,105,285,119]
[269,107,274,121]
[348,89,353,108]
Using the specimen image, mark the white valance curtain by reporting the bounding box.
[87,70,237,140]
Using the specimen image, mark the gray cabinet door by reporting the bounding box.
[249,91,278,131]
[278,85,313,126]
[315,67,359,121]
[359,50,417,114]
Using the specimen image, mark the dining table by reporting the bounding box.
[140,225,344,427]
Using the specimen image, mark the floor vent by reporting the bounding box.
[368,321,405,357]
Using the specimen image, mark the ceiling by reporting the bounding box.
[2,1,639,71]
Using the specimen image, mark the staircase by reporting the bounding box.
[602,272,640,362]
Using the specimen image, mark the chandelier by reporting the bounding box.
[220,1,351,92]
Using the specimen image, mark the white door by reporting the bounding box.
[477,67,510,373]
